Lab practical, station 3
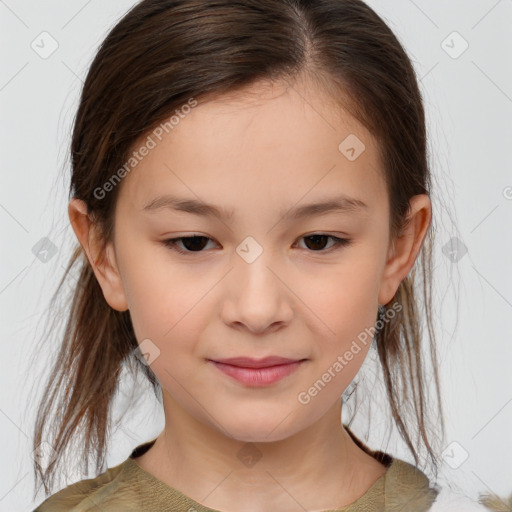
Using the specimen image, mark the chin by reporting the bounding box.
[218,415,304,444]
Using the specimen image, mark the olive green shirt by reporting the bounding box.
[34,440,439,511]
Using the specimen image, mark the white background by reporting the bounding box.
[1,1,511,510]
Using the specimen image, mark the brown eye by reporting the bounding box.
[303,234,331,251]
[163,236,214,253]
[162,234,351,256]
[298,234,351,252]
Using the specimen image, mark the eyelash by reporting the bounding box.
[162,234,352,255]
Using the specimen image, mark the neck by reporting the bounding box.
[134,392,387,512]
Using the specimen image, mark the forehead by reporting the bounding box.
[117,77,386,217]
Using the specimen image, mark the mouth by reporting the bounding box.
[207,356,308,387]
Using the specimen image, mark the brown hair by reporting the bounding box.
[30,0,446,499]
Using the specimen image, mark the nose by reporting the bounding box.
[220,248,293,335]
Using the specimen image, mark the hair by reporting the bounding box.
[30,0,448,499]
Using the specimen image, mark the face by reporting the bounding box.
[79,77,420,443]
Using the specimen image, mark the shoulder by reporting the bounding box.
[383,459,489,512]
[382,458,440,511]
[33,459,143,512]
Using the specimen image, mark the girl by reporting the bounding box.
[30,0,485,510]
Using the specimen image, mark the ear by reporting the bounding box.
[68,198,129,312]
[378,194,431,306]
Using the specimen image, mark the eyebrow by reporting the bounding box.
[141,193,368,221]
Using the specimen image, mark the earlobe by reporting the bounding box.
[68,198,129,312]
[378,194,431,306]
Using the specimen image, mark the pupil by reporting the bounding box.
[181,236,329,252]
[306,235,327,250]
[183,236,208,251]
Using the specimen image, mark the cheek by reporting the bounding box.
[304,256,381,331]
[118,246,198,344]
[304,258,381,380]
[121,261,228,379]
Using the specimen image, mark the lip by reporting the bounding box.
[207,357,307,387]
[210,356,303,368]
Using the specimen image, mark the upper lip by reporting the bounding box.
[209,356,305,368]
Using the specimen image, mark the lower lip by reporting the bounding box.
[209,360,305,387]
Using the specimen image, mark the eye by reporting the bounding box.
[162,234,351,255]
[295,234,352,252]
[162,235,217,254]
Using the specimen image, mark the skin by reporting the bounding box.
[69,75,431,512]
